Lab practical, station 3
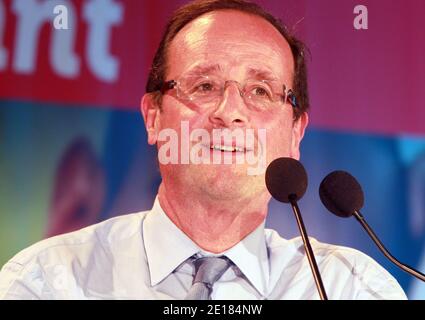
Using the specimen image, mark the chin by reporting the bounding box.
[196,168,264,200]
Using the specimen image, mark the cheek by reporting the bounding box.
[158,97,211,141]
[159,98,191,130]
[266,129,292,157]
[262,116,294,161]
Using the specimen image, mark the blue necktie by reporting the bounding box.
[184,256,231,300]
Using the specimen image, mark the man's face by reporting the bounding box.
[143,10,308,201]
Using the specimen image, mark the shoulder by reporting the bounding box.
[6,211,148,265]
[264,228,407,300]
[0,210,149,299]
[264,228,378,270]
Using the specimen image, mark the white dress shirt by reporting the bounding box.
[0,197,407,300]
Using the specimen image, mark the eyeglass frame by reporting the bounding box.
[158,77,299,110]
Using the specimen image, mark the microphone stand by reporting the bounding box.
[289,195,328,300]
[354,210,425,282]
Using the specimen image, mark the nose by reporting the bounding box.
[208,82,249,128]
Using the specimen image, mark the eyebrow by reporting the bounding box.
[247,67,279,82]
[181,64,280,82]
[184,64,222,77]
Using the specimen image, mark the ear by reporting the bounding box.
[140,94,160,145]
[290,112,309,160]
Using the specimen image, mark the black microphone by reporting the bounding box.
[266,157,328,300]
[319,170,425,282]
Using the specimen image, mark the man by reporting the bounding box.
[0,0,406,299]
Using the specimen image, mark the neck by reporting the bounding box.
[158,182,269,253]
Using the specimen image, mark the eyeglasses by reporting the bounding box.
[159,74,298,111]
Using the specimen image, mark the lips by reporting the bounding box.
[199,143,254,153]
[210,144,245,152]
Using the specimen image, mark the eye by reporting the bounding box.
[189,80,219,96]
[249,84,273,100]
[197,82,214,92]
[253,87,269,97]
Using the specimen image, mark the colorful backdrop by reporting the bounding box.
[1,0,424,299]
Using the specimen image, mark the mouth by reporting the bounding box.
[210,144,246,153]
[199,143,254,153]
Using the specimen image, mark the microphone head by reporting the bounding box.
[265,157,308,203]
[319,171,364,218]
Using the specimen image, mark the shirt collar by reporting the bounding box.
[143,197,199,286]
[143,196,269,296]
[223,221,269,296]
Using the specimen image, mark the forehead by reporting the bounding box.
[167,10,294,82]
